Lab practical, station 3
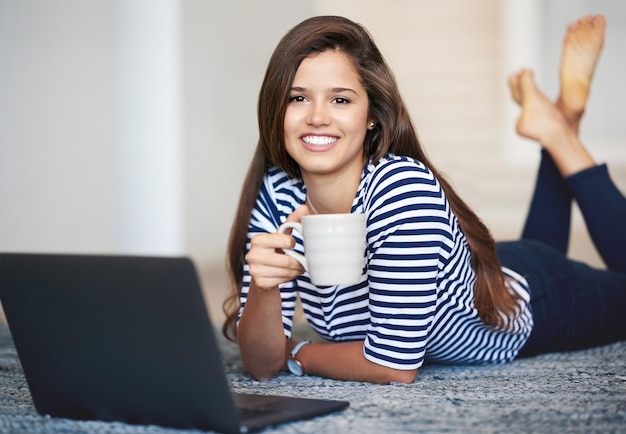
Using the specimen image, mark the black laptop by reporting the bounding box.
[0,253,348,433]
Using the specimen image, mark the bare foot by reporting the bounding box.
[511,68,596,176]
[556,14,606,132]
[509,69,566,144]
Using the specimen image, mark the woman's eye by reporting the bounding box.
[288,95,306,103]
[333,97,350,104]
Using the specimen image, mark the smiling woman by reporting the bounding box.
[222,15,626,385]
[284,50,372,214]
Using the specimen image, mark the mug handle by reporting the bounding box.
[276,222,308,271]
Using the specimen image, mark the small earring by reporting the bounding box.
[369,121,376,129]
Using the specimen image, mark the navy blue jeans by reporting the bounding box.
[497,240,626,357]
[497,151,626,357]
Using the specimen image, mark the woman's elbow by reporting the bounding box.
[249,371,278,382]
[239,343,287,381]
[244,365,282,381]
[386,368,418,384]
[242,357,285,381]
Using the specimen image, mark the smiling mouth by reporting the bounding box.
[302,135,338,146]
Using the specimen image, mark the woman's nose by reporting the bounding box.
[306,101,331,126]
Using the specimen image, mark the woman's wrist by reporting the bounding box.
[286,340,313,376]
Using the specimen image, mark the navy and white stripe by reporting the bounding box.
[239,154,533,370]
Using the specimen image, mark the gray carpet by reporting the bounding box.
[0,323,624,434]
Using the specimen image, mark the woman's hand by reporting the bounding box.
[238,205,310,380]
[246,205,310,291]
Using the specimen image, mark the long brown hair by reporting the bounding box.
[223,16,518,341]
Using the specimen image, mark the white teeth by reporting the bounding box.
[302,136,338,146]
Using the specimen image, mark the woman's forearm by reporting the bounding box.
[294,340,418,384]
[237,281,287,380]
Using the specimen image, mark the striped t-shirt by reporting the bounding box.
[239,154,533,370]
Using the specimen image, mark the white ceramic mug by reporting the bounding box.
[277,213,366,286]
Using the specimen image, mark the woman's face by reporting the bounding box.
[284,50,370,182]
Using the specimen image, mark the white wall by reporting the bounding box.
[1,1,118,253]
[114,0,184,254]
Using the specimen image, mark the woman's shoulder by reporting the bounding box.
[264,167,305,195]
[362,154,438,191]
[366,154,433,179]
[256,167,306,218]
[356,154,446,215]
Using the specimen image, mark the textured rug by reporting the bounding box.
[0,323,624,434]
